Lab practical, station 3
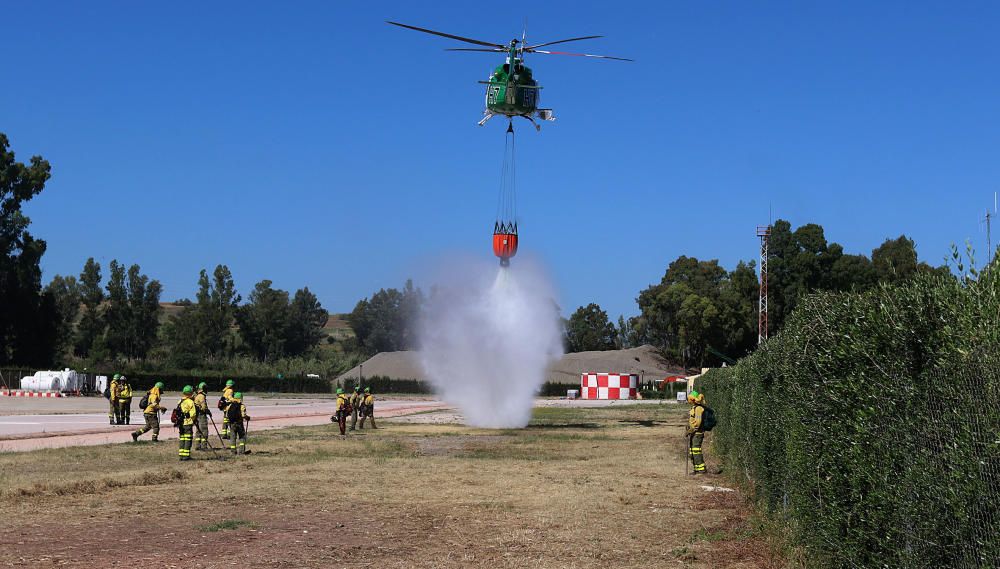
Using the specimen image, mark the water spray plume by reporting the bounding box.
[418,258,563,428]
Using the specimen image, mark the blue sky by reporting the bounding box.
[5,1,999,318]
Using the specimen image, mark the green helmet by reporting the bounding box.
[113,373,121,380]
[364,387,371,393]
[689,390,700,398]
[198,382,207,391]
[354,386,361,392]
[182,385,193,395]
[155,381,165,390]
[234,391,243,400]
[336,388,344,394]
[226,379,235,387]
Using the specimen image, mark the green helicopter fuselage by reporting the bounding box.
[484,45,540,118]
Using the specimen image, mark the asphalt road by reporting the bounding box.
[0,396,447,452]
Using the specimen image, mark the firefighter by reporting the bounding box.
[193,382,211,450]
[132,382,166,442]
[178,385,197,461]
[686,390,707,475]
[221,379,235,437]
[117,376,133,425]
[358,387,377,430]
[349,386,362,431]
[226,391,250,455]
[108,374,121,425]
[332,388,349,439]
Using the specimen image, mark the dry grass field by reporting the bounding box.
[0,405,786,568]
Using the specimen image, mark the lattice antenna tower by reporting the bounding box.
[757,225,772,345]
[984,192,997,265]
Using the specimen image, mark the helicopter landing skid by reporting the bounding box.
[478,112,495,127]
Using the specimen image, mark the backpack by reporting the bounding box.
[217,396,227,410]
[138,391,150,410]
[226,401,243,424]
[103,386,111,400]
[170,402,183,427]
[699,405,717,432]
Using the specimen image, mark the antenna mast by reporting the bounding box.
[757,225,772,345]
[985,192,997,265]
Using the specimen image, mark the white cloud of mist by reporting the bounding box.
[417,257,564,428]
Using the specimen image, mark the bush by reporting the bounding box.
[341,375,431,394]
[638,389,667,399]
[538,382,580,397]
[697,268,999,567]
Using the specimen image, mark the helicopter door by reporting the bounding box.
[522,88,535,108]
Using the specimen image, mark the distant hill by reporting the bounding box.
[157,303,355,344]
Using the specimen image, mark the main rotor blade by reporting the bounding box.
[446,48,505,53]
[526,35,602,49]
[528,49,634,62]
[386,21,505,49]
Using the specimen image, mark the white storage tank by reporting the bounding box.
[19,369,85,392]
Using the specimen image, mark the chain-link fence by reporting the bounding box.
[698,268,999,568]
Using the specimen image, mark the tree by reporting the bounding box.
[565,303,617,352]
[347,280,424,354]
[615,315,639,349]
[872,235,918,282]
[284,287,328,356]
[44,274,81,360]
[235,280,291,362]
[75,257,104,357]
[102,260,128,357]
[101,260,160,360]
[127,264,162,360]
[0,133,56,365]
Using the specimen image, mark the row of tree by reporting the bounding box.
[563,221,951,366]
[43,259,331,368]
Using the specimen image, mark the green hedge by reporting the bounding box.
[341,375,431,394]
[697,270,999,568]
[114,373,330,394]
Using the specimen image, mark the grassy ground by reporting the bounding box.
[0,405,786,568]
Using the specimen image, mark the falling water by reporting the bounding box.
[417,258,564,428]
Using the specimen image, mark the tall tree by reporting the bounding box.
[565,303,617,352]
[286,287,328,356]
[103,260,128,357]
[348,281,424,354]
[75,257,104,357]
[0,133,56,365]
[44,275,81,360]
[235,280,291,362]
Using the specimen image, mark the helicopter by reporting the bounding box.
[387,21,632,131]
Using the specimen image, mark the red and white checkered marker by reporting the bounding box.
[580,373,638,400]
[0,390,66,397]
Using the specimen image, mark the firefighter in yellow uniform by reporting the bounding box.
[349,386,362,431]
[193,382,211,450]
[117,377,133,425]
[226,392,250,455]
[221,379,235,437]
[132,382,166,442]
[686,390,707,475]
[358,387,377,430]
[332,388,349,439]
[108,374,121,425]
[178,385,198,461]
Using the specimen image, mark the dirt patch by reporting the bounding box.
[2,405,786,568]
[413,434,513,456]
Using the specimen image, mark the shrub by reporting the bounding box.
[697,268,999,567]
